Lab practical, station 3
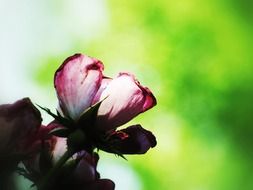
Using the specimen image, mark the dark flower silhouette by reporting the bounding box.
[0,98,42,189]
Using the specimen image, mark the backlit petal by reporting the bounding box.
[54,54,104,120]
[96,73,156,130]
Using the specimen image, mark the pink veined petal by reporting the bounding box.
[54,54,104,120]
[92,76,112,104]
[96,72,156,131]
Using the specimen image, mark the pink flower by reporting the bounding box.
[53,53,157,155]
[0,98,42,175]
[0,98,42,158]
[55,54,156,128]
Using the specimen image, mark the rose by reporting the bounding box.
[52,53,157,155]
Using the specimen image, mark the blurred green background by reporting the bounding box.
[1,0,253,189]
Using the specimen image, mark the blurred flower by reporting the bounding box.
[52,53,157,155]
[0,98,42,171]
[0,98,43,190]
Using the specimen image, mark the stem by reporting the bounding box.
[38,149,74,190]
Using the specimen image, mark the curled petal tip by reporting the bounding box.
[117,72,157,111]
[96,72,157,131]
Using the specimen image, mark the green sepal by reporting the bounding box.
[78,97,107,129]
[96,134,127,160]
[97,145,127,160]
[36,104,74,128]
[49,127,73,137]
[36,104,59,119]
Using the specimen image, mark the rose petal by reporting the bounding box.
[54,54,104,120]
[92,76,112,104]
[106,124,156,154]
[96,73,156,131]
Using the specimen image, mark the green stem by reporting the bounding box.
[38,149,74,190]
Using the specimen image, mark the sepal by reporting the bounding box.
[37,105,74,128]
[49,127,73,138]
[78,97,107,130]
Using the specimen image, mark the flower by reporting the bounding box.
[0,98,42,177]
[53,53,157,155]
